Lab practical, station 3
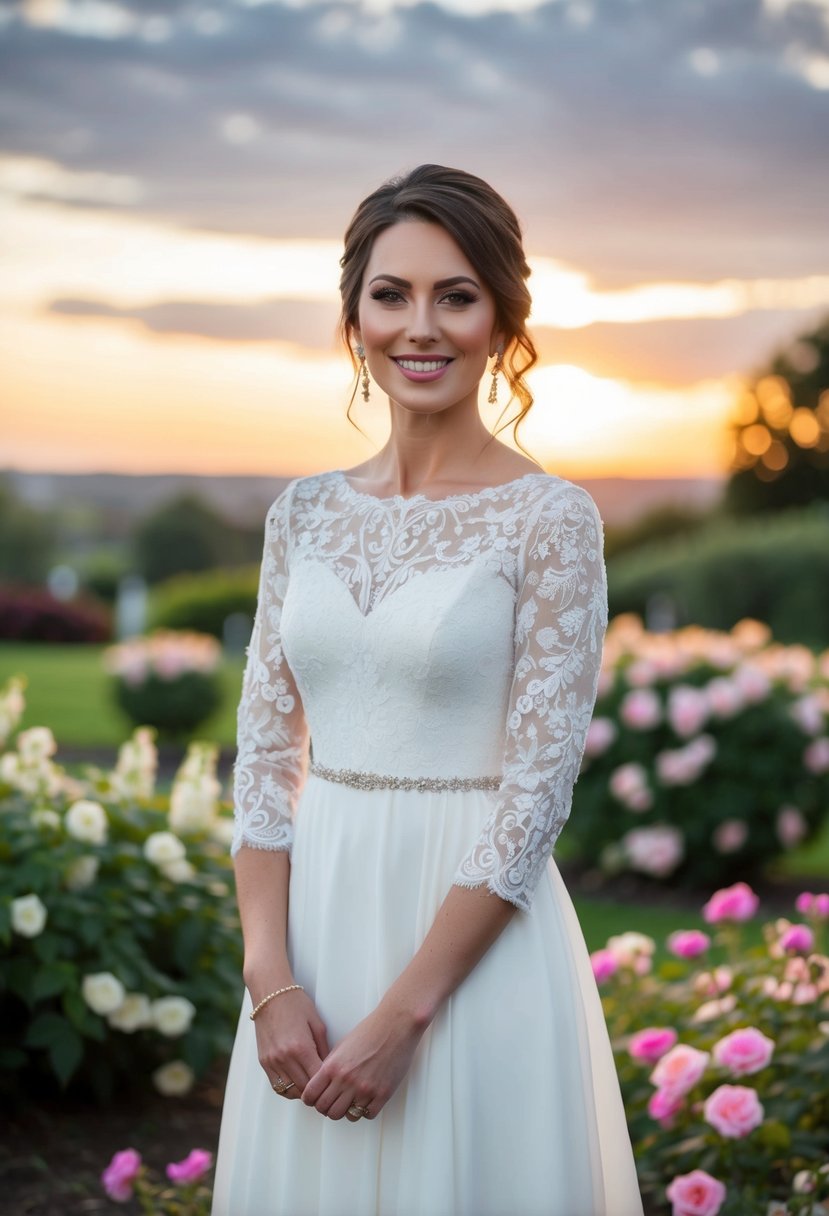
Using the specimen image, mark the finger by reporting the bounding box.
[301,1067,329,1107]
[310,1078,342,1116]
[326,1091,357,1122]
[310,1018,331,1060]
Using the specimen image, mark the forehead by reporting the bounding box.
[363,219,477,280]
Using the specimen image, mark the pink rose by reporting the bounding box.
[705,678,744,719]
[667,685,709,737]
[804,737,829,774]
[620,688,662,730]
[650,1043,709,1098]
[666,1168,727,1216]
[712,1027,774,1076]
[776,804,807,848]
[648,1087,683,1128]
[101,1148,142,1202]
[703,1083,764,1138]
[629,1026,678,1064]
[668,929,711,960]
[590,948,619,984]
[711,819,748,854]
[166,1148,214,1185]
[733,663,770,703]
[583,717,617,758]
[790,695,824,736]
[609,761,649,803]
[702,881,759,924]
[779,923,814,954]
[795,891,829,919]
[622,824,684,877]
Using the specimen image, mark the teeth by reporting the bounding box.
[396,359,449,373]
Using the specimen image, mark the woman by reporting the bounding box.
[212,164,643,1216]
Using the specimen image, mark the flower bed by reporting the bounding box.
[0,675,243,1104]
[573,616,829,887]
[592,882,829,1215]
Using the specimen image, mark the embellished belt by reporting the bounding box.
[308,758,501,792]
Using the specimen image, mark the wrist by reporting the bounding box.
[243,957,295,1000]
[378,984,443,1034]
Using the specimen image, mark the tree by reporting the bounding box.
[133,494,239,585]
[724,313,829,513]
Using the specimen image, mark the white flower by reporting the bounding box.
[17,726,57,762]
[169,780,219,834]
[151,996,196,1037]
[152,1059,194,1096]
[31,807,61,831]
[81,971,126,1016]
[65,799,108,845]
[108,993,153,1033]
[64,855,100,891]
[0,753,21,783]
[207,879,230,898]
[10,893,48,937]
[160,859,196,884]
[210,817,235,847]
[143,831,186,866]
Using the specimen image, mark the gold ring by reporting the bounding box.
[347,1103,370,1119]
[272,1076,294,1094]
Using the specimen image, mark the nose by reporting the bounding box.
[405,298,440,346]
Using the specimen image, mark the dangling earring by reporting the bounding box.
[355,343,370,402]
[488,351,503,405]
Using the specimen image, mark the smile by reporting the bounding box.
[392,358,453,373]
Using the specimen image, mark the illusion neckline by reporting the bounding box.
[333,468,552,507]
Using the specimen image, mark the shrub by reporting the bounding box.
[102,629,224,738]
[607,505,829,649]
[572,616,829,888]
[0,582,112,642]
[148,566,258,639]
[592,883,829,1215]
[0,677,242,1105]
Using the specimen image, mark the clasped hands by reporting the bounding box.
[253,987,428,1123]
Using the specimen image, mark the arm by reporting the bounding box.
[302,484,609,1119]
[231,485,329,1094]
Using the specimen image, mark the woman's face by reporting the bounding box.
[353,219,504,417]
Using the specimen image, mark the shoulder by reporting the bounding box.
[526,474,604,532]
[266,470,339,528]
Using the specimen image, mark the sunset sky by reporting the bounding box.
[2,0,829,480]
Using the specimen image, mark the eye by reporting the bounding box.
[369,287,405,303]
[440,290,478,305]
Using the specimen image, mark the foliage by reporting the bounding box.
[0,475,57,584]
[592,884,829,1216]
[604,502,714,562]
[0,580,112,643]
[149,565,259,639]
[0,676,242,1105]
[572,616,829,888]
[606,505,829,649]
[132,493,261,586]
[102,629,224,738]
[725,313,829,514]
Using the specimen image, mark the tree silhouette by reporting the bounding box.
[724,313,829,513]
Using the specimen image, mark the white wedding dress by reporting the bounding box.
[211,469,643,1216]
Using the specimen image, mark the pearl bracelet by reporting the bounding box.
[249,983,305,1021]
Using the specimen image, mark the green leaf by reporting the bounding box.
[48,1023,84,1087]
[24,1010,70,1048]
[32,961,76,1002]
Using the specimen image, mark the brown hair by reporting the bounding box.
[338,164,539,455]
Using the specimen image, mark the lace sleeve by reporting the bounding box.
[452,484,609,912]
[230,481,309,858]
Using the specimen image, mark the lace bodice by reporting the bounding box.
[230,468,608,913]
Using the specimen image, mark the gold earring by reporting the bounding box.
[355,343,370,402]
[488,352,503,405]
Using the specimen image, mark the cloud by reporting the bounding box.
[46,293,342,347]
[0,0,827,288]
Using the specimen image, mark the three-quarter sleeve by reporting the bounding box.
[452,485,609,912]
[230,481,309,858]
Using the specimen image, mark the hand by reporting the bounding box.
[301,1000,428,1122]
[252,987,330,1101]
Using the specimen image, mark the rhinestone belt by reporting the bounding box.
[308,758,501,792]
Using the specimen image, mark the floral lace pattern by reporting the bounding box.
[231,468,608,913]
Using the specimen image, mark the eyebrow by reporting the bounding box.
[368,274,480,290]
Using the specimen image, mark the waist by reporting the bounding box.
[308,758,501,792]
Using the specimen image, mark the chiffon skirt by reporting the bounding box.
[211,772,644,1216]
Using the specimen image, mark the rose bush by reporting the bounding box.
[102,628,224,738]
[592,882,829,1215]
[0,676,242,1103]
[101,1145,213,1213]
[573,616,829,887]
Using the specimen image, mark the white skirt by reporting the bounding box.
[211,773,644,1216]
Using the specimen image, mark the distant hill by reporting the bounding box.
[2,467,724,532]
